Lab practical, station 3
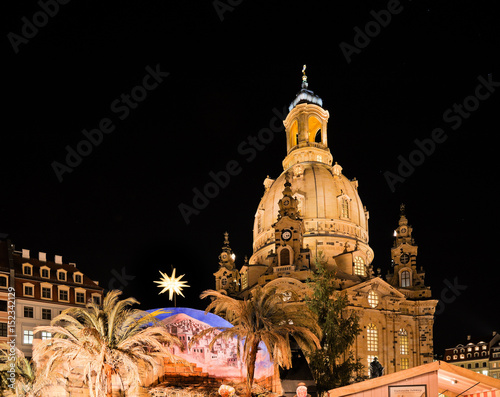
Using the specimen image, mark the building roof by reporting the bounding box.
[328,361,500,397]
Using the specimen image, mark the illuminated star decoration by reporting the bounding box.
[154,268,189,301]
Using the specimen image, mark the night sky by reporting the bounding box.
[3,1,499,357]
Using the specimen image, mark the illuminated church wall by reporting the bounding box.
[214,68,438,375]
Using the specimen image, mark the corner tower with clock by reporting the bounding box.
[272,175,310,271]
[387,204,430,298]
[213,232,240,294]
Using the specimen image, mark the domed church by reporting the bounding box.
[213,68,438,375]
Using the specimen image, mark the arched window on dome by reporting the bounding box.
[401,270,411,288]
[256,211,263,234]
[341,198,349,218]
[315,130,322,143]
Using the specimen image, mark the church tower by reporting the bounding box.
[213,232,240,293]
[386,204,430,298]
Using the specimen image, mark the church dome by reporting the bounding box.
[250,69,373,269]
[252,162,372,263]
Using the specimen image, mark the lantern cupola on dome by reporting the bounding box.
[283,65,332,170]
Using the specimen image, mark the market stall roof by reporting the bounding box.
[328,361,500,397]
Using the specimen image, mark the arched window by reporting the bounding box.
[308,115,322,143]
[256,212,262,234]
[399,329,409,355]
[401,270,411,287]
[341,198,349,218]
[368,290,379,308]
[354,257,365,276]
[280,248,290,266]
[367,324,378,352]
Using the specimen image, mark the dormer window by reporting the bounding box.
[73,272,83,284]
[23,264,33,276]
[57,270,67,281]
[40,266,50,279]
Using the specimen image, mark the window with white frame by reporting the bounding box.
[23,330,34,344]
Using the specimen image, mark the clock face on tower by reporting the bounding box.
[281,229,292,241]
[283,198,290,206]
[400,253,410,264]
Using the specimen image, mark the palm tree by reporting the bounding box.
[33,290,183,397]
[192,280,321,397]
[0,344,61,397]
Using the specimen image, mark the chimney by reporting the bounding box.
[467,335,471,341]
[39,252,46,262]
[22,249,30,259]
[54,255,63,265]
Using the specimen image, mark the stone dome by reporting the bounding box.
[251,161,373,267]
[249,73,374,269]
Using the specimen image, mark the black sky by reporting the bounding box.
[2,0,499,356]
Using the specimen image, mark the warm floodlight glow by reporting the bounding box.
[154,268,189,301]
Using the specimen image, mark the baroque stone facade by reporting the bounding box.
[214,70,438,376]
